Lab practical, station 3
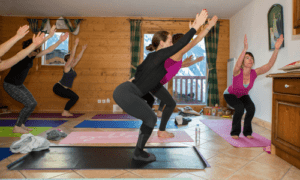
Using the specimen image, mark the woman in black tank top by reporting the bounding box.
[53,38,87,117]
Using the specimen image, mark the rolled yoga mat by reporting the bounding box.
[0,120,67,127]
[0,113,83,119]
[74,120,177,129]
[200,119,271,147]
[7,146,210,170]
[59,131,193,144]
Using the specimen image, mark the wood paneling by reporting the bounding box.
[0,16,229,112]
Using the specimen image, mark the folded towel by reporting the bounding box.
[10,134,50,154]
[46,129,67,141]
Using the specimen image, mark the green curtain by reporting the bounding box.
[130,20,142,78]
[205,22,220,106]
[64,19,82,32]
[27,19,48,34]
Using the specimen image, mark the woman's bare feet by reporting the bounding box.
[62,110,73,117]
[231,135,239,139]
[247,135,254,139]
[21,124,33,131]
[13,126,29,134]
[158,130,174,138]
[157,110,162,118]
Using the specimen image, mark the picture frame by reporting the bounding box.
[268,4,284,50]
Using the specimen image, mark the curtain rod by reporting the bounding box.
[127,18,218,23]
[25,18,85,20]
[127,18,191,22]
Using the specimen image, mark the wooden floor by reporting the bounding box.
[0,112,299,179]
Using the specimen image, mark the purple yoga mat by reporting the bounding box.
[92,113,178,119]
[0,113,84,119]
[200,120,271,148]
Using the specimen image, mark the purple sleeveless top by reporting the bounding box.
[160,58,182,85]
[228,68,257,98]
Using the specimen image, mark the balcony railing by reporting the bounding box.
[155,76,206,105]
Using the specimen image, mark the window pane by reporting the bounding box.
[42,32,69,65]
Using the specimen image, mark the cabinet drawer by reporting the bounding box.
[273,78,300,95]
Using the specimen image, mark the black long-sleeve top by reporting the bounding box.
[132,28,196,95]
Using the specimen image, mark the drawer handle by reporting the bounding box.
[285,84,289,88]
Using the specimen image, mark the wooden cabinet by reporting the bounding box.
[294,0,300,34]
[267,73,300,169]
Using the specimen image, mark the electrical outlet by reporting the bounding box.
[102,99,106,103]
[107,98,110,103]
[98,99,101,103]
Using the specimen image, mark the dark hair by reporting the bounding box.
[146,31,170,51]
[22,39,32,49]
[242,52,255,68]
[172,33,184,44]
[64,54,70,62]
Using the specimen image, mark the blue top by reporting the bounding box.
[59,68,77,88]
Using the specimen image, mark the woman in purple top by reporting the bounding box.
[142,15,218,138]
[224,34,284,139]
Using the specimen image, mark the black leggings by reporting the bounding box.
[142,93,155,108]
[224,94,255,136]
[53,83,79,111]
[113,82,157,128]
[143,86,176,131]
[3,82,37,127]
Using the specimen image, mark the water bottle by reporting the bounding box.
[195,124,200,146]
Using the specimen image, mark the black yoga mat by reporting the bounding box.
[7,146,210,170]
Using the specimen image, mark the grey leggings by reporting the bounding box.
[3,82,37,127]
[113,82,157,128]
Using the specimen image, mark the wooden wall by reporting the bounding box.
[0,16,229,113]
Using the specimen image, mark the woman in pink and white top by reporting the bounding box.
[143,15,218,138]
[224,34,284,139]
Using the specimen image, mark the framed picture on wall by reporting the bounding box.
[268,4,284,50]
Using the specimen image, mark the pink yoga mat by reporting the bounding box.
[200,120,271,148]
[91,113,178,119]
[0,113,84,119]
[59,131,193,144]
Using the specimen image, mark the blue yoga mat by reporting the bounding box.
[0,120,68,127]
[0,148,13,161]
[75,120,178,129]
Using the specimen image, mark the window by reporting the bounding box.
[41,32,69,66]
[143,34,206,105]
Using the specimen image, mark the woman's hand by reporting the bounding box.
[75,38,79,45]
[244,34,248,51]
[190,9,208,31]
[32,32,45,46]
[60,32,69,42]
[16,25,30,39]
[82,44,88,50]
[207,15,218,28]
[275,34,284,50]
[48,25,56,38]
